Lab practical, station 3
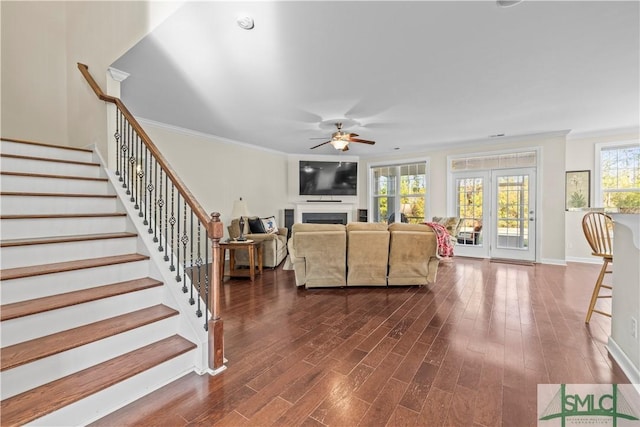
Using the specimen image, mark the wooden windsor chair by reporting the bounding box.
[581,212,614,323]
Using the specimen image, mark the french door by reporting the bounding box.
[452,167,536,261]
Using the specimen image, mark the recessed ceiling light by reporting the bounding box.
[490,133,506,138]
[237,16,254,30]
[496,0,523,8]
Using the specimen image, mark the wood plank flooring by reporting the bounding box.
[91,258,628,426]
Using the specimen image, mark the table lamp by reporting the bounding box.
[231,197,250,241]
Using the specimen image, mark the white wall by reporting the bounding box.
[565,128,640,262]
[361,132,567,264]
[1,2,68,145]
[1,1,183,154]
[141,121,290,238]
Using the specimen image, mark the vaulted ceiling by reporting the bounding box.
[113,1,639,156]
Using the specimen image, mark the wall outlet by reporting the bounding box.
[632,317,638,339]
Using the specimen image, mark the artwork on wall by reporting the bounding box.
[565,170,590,210]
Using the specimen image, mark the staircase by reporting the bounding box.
[0,138,203,426]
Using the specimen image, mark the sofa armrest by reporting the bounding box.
[277,227,288,238]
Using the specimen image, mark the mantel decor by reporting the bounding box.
[565,170,590,210]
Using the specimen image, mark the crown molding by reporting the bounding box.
[135,117,286,156]
[567,126,640,140]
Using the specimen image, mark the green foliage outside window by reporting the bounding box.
[601,145,640,209]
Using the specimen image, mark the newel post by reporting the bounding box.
[208,212,225,370]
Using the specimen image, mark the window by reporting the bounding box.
[596,142,640,209]
[371,162,427,223]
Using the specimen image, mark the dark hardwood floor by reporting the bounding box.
[92,257,628,426]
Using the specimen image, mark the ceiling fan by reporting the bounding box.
[310,122,376,151]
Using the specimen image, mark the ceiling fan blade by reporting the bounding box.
[342,145,350,152]
[347,133,359,138]
[349,138,376,145]
[310,140,331,149]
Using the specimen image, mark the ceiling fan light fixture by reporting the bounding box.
[330,139,349,150]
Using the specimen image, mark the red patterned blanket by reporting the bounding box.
[424,222,454,258]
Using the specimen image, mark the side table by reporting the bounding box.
[219,240,263,282]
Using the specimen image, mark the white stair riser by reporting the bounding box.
[1,174,111,195]
[0,141,94,163]
[0,315,178,399]
[0,195,118,215]
[1,236,139,269]
[0,157,101,178]
[30,350,195,427]
[0,260,151,303]
[0,287,164,347]
[0,216,128,240]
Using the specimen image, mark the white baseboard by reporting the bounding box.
[607,336,640,394]
[540,258,567,266]
[566,256,601,264]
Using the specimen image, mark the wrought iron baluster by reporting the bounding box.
[204,240,209,331]
[144,147,151,227]
[169,186,176,270]
[137,136,144,216]
[114,110,121,177]
[164,174,169,261]
[194,222,203,316]
[156,165,163,246]
[176,194,182,282]
[121,121,129,190]
[129,133,140,206]
[181,206,191,292]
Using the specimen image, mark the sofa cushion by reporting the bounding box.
[248,217,267,233]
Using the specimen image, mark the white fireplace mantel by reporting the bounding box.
[295,202,355,223]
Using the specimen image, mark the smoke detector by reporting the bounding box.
[497,0,523,7]
[237,16,255,30]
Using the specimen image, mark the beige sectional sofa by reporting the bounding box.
[288,222,439,289]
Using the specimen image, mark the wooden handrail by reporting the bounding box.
[77,63,211,229]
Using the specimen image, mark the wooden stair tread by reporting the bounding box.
[1,232,138,248]
[1,171,108,182]
[0,153,99,167]
[0,137,93,153]
[0,191,115,198]
[1,277,163,321]
[0,213,127,220]
[0,335,196,426]
[0,253,149,281]
[1,304,178,371]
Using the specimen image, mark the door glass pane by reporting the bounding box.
[455,177,483,246]
[497,174,529,249]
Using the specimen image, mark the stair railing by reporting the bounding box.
[77,63,224,370]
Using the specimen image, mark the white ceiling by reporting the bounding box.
[113,1,640,157]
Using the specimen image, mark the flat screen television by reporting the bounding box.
[299,160,358,196]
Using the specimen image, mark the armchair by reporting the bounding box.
[228,217,288,268]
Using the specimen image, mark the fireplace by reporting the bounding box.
[302,212,348,225]
[295,202,354,224]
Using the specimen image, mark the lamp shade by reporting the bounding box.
[231,198,250,219]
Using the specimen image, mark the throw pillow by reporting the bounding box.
[260,216,278,234]
[248,217,267,234]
